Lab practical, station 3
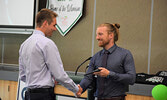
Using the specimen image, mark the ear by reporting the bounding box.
[109,32,114,39]
[42,20,48,27]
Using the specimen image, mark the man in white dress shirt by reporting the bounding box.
[19,8,82,100]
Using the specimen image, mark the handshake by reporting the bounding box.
[75,84,83,97]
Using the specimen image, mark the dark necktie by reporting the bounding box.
[98,50,109,97]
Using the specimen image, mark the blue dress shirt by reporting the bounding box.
[19,30,78,93]
[80,44,136,97]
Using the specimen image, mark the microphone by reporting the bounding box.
[75,57,92,75]
[84,69,101,76]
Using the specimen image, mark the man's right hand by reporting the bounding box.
[76,84,83,97]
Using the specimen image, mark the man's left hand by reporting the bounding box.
[93,67,110,77]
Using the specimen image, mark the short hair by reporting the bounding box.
[36,8,58,27]
[98,23,120,42]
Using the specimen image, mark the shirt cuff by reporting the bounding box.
[73,84,79,93]
[107,71,116,78]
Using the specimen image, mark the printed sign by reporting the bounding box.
[47,0,84,36]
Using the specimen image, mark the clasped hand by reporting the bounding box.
[75,84,83,97]
[75,67,109,97]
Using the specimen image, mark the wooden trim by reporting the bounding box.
[54,85,87,98]
[126,94,154,100]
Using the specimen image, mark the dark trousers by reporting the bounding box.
[25,87,55,100]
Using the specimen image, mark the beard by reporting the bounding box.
[46,31,53,37]
[98,39,110,47]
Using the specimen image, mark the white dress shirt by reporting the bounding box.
[19,30,79,93]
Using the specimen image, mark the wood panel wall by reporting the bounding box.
[0,80,155,100]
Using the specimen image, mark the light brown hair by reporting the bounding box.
[98,23,120,42]
[36,8,58,27]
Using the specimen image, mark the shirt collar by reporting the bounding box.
[102,44,117,54]
[33,30,45,36]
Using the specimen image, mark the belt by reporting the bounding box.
[27,87,54,93]
[97,96,125,100]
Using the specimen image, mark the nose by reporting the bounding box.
[96,35,99,40]
[53,27,57,31]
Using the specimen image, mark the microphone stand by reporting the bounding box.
[75,57,96,100]
[75,57,92,75]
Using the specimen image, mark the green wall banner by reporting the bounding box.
[47,0,84,36]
